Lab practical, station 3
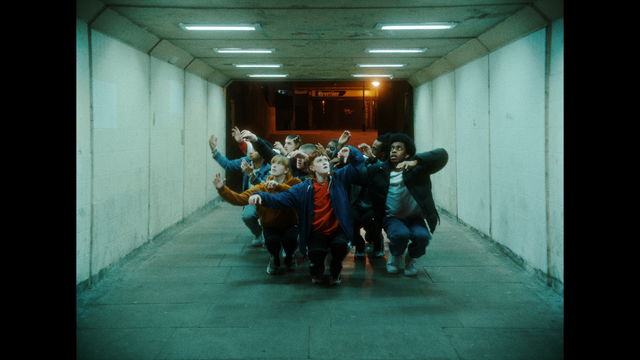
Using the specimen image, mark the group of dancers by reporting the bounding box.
[209,127,448,286]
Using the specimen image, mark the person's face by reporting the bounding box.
[371,140,383,158]
[326,141,337,153]
[284,138,298,153]
[270,162,288,177]
[309,156,330,175]
[389,141,409,164]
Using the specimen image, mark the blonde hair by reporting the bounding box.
[270,154,291,171]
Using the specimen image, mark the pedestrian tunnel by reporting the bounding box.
[76,0,563,295]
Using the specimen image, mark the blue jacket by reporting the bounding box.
[212,151,271,191]
[254,145,365,254]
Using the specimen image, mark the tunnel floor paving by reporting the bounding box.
[76,201,564,360]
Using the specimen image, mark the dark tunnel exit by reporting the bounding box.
[223,80,414,191]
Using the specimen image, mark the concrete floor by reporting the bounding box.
[76,201,564,360]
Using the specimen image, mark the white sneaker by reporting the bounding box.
[386,254,403,274]
[404,257,418,276]
[329,275,342,286]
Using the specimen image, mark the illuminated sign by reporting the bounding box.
[315,90,346,97]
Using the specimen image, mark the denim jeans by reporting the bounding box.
[383,215,432,258]
[242,205,262,238]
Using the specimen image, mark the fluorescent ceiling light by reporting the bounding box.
[377,22,457,30]
[357,64,405,68]
[366,48,426,53]
[180,23,260,31]
[214,48,274,54]
[234,64,282,68]
[247,74,288,78]
[351,74,394,79]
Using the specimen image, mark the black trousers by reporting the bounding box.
[352,204,383,252]
[307,228,349,278]
[262,225,298,266]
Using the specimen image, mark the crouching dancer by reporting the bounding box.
[213,155,302,275]
[248,145,365,286]
[367,133,448,276]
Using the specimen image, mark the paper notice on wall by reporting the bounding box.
[93,79,118,129]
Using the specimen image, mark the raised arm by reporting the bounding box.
[334,145,365,184]
[249,182,305,210]
[337,130,352,150]
[209,134,248,171]
[413,148,449,174]
[241,129,278,164]
[214,173,264,206]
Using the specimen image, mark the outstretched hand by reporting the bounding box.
[240,129,257,143]
[213,173,226,189]
[209,135,218,152]
[248,194,262,205]
[240,159,254,175]
[358,143,373,158]
[273,141,285,154]
[396,160,418,171]
[231,126,243,143]
[288,149,308,159]
[338,130,352,146]
[337,146,350,164]
[265,180,278,190]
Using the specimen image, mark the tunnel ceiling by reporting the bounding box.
[85,0,563,85]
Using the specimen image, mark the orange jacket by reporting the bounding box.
[217,173,302,228]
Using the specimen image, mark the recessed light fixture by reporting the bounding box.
[351,74,394,79]
[357,64,405,68]
[247,74,288,78]
[376,22,457,30]
[366,48,427,53]
[180,23,261,31]
[214,48,275,54]
[372,81,381,87]
[234,64,282,68]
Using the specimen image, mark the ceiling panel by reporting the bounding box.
[112,6,522,40]
[101,1,532,9]
[87,0,550,82]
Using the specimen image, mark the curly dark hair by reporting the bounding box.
[386,133,416,158]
